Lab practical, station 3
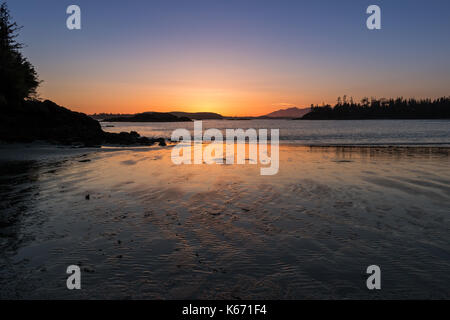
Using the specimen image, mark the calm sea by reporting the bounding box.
[102,119,450,146]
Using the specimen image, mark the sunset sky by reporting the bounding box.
[8,0,450,116]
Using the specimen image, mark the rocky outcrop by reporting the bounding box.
[0,100,166,146]
[104,131,166,146]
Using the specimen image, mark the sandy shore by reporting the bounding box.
[0,144,449,299]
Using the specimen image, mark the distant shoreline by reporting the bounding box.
[300,97,450,120]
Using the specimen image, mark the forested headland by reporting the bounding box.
[301,96,450,120]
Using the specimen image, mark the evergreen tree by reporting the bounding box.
[0,2,40,106]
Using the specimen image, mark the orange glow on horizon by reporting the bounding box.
[39,81,318,117]
[35,43,450,117]
[35,47,333,117]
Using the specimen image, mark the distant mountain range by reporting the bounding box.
[91,111,222,121]
[261,107,311,118]
[102,112,191,122]
[91,107,311,121]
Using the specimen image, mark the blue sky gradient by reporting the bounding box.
[6,0,450,115]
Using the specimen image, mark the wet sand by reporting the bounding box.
[0,144,449,299]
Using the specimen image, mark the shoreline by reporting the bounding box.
[1,141,449,163]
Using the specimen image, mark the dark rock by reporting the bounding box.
[0,99,167,147]
[0,99,104,145]
[102,131,166,146]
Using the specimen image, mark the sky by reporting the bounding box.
[7,0,450,116]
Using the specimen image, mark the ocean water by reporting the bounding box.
[102,119,450,146]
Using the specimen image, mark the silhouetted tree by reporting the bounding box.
[303,96,450,119]
[0,2,40,106]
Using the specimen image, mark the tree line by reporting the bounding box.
[302,95,450,119]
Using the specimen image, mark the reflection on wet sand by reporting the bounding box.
[0,145,449,299]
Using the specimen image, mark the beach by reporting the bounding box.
[1,141,449,299]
